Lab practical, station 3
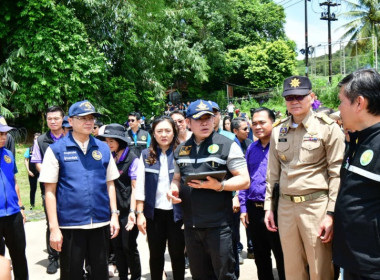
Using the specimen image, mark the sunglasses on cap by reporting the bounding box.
[284,94,309,102]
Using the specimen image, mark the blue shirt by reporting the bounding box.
[239,140,269,213]
[0,147,19,217]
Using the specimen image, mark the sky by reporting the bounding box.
[278,0,350,59]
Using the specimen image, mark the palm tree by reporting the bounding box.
[337,0,380,53]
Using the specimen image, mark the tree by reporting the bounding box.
[338,0,380,52]
[225,40,296,89]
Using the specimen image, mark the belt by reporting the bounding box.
[254,202,264,208]
[281,190,327,203]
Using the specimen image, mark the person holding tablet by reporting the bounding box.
[167,100,250,280]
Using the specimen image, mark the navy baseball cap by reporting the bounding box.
[68,100,102,117]
[282,76,312,96]
[62,116,72,128]
[208,101,220,112]
[0,116,14,132]
[186,100,214,119]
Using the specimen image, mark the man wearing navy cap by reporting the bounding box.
[0,120,28,280]
[39,100,120,280]
[168,100,250,279]
[264,76,345,279]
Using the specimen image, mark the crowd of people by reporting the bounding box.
[1,68,380,280]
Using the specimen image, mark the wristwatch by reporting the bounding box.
[129,209,136,214]
[20,205,25,210]
[111,209,120,216]
[135,211,143,215]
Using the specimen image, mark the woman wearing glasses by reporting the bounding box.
[98,124,141,280]
[135,116,185,280]
[169,110,192,143]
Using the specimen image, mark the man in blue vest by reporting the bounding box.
[168,99,250,280]
[39,100,120,280]
[0,120,28,280]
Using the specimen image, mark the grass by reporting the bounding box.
[15,143,44,211]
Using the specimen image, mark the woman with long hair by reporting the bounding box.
[135,116,185,280]
[223,116,232,131]
[98,123,141,280]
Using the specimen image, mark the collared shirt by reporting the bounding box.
[264,110,345,212]
[135,152,173,210]
[130,129,151,148]
[239,140,269,213]
[30,131,64,163]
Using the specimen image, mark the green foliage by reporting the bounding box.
[2,0,107,115]
[311,76,343,109]
[225,40,296,89]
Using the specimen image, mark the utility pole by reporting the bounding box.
[320,0,339,83]
[300,0,312,77]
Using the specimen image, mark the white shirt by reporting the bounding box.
[135,152,173,210]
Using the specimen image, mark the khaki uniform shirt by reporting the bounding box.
[264,110,345,212]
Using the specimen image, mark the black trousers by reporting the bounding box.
[184,225,236,280]
[344,270,373,280]
[246,201,285,280]
[0,212,28,280]
[146,209,185,280]
[28,174,43,206]
[112,212,141,280]
[60,226,110,280]
[231,212,240,278]
[42,194,59,261]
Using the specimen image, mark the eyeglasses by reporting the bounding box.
[47,117,62,122]
[284,94,309,102]
[73,116,96,122]
[240,127,249,131]
[128,119,135,123]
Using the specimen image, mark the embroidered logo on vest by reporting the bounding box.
[179,145,192,156]
[3,155,11,163]
[141,135,147,141]
[207,144,219,154]
[92,150,102,160]
[360,149,373,166]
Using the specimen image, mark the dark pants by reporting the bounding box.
[60,226,110,280]
[42,194,59,261]
[247,201,285,280]
[112,213,141,280]
[28,174,42,207]
[231,212,240,278]
[0,212,29,280]
[146,209,185,280]
[344,270,373,280]
[185,225,236,280]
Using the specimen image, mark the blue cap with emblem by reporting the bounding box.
[208,101,220,112]
[282,76,312,96]
[0,116,14,132]
[62,116,72,128]
[186,100,214,119]
[68,100,102,117]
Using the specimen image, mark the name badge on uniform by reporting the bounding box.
[179,145,192,156]
[279,138,287,142]
[303,136,319,142]
[64,151,79,161]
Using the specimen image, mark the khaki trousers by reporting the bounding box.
[278,195,334,280]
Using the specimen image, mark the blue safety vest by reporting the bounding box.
[141,147,182,222]
[50,132,111,227]
[0,148,19,217]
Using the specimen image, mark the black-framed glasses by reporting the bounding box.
[128,119,135,123]
[285,94,309,102]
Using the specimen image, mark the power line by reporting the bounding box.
[284,0,303,9]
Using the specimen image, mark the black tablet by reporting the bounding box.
[184,170,227,185]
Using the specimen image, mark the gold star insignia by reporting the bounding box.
[195,101,209,111]
[290,78,301,88]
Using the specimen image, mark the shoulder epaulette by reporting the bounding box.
[316,113,334,125]
[273,116,290,128]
